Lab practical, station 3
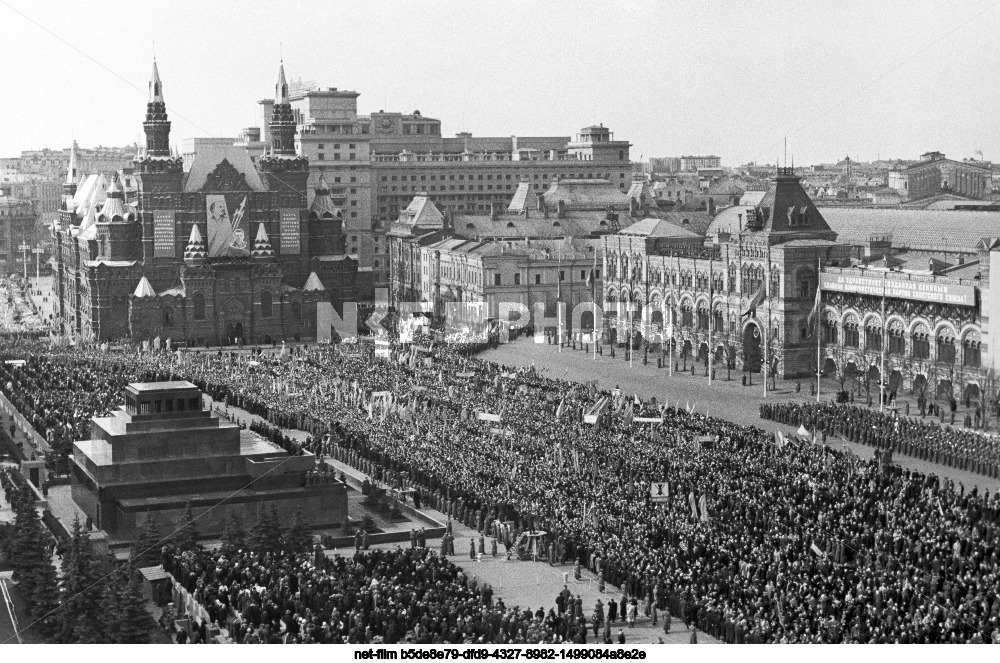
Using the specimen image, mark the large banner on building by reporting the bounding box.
[820,272,975,307]
[152,211,175,258]
[279,209,300,255]
[206,194,250,257]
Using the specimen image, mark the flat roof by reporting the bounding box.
[128,381,198,393]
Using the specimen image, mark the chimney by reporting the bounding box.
[958,255,965,265]
[537,193,544,212]
[708,197,717,216]
[557,200,566,219]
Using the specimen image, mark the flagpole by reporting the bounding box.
[764,244,771,398]
[816,255,822,404]
[593,249,598,362]
[708,259,713,386]
[557,251,562,353]
[880,271,886,413]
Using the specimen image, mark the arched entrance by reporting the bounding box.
[888,369,903,393]
[714,345,725,364]
[937,379,953,401]
[822,357,837,376]
[743,323,762,373]
[964,382,981,404]
[698,342,709,363]
[221,299,247,346]
[911,374,927,397]
[225,322,245,345]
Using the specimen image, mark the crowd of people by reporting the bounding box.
[760,401,1000,480]
[162,544,591,644]
[3,338,1000,642]
[0,276,50,339]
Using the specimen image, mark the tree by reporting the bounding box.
[56,516,108,643]
[220,511,246,555]
[247,503,270,553]
[10,485,42,593]
[28,543,60,639]
[9,487,59,638]
[268,505,285,553]
[100,568,155,644]
[173,502,200,552]
[285,508,312,553]
[130,512,163,568]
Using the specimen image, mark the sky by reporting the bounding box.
[1,0,999,166]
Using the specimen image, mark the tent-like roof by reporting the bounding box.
[303,271,325,291]
[133,276,156,298]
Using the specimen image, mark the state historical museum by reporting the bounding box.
[52,62,371,344]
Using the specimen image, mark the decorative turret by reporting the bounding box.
[303,271,325,292]
[258,61,308,193]
[63,140,78,204]
[97,175,133,223]
[143,59,170,157]
[184,224,207,263]
[269,61,296,157]
[309,174,342,219]
[135,59,183,175]
[251,223,275,260]
[133,276,157,298]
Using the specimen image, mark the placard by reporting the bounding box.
[153,211,175,258]
[206,195,250,257]
[820,272,975,307]
[649,481,670,503]
[279,209,300,255]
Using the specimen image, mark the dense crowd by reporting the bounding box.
[0,276,49,338]
[162,545,595,644]
[3,338,1000,642]
[761,401,1000,479]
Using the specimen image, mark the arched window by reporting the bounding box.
[712,305,724,332]
[912,325,930,359]
[936,330,956,365]
[797,269,813,299]
[822,311,838,344]
[865,319,882,352]
[696,303,709,330]
[728,263,737,292]
[291,301,302,321]
[193,293,206,320]
[843,317,860,348]
[887,320,905,355]
[681,301,694,327]
[963,332,981,367]
[162,306,174,328]
[260,291,273,318]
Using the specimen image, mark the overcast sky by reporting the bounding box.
[1,0,998,165]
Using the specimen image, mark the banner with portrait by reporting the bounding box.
[206,193,250,257]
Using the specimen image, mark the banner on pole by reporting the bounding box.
[649,481,670,503]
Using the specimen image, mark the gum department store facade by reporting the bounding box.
[603,168,1000,405]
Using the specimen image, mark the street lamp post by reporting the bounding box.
[18,241,30,281]
[32,244,43,284]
